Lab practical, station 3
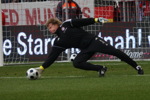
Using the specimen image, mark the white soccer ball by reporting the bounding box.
[70,54,77,61]
[26,68,39,80]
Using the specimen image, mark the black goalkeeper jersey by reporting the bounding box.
[42,18,97,68]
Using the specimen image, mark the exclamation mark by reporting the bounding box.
[148,35,150,47]
[138,29,142,47]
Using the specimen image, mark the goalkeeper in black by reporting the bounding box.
[35,17,144,77]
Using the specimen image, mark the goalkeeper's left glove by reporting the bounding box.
[35,66,44,75]
[94,17,108,23]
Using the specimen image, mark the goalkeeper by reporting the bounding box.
[36,17,144,77]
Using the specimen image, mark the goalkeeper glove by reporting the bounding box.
[35,66,44,75]
[95,17,108,23]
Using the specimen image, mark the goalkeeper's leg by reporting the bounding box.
[94,38,144,75]
[72,51,107,77]
[105,48,144,75]
[88,37,144,75]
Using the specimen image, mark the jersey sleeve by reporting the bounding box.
[62,18,95,28]
[71,18,95,27]
[42,46,65,69]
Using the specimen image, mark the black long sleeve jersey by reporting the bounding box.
[42,18,97,68]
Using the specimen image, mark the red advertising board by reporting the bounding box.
[94,6,114,22]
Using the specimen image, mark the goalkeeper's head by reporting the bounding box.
[45,18,62,34]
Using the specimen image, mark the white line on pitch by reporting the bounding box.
[0,74,150,79]
[0,76,86,79]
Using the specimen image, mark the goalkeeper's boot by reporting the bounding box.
[98,66,107,77]
[35,66,44,76]
[136,66,144,75]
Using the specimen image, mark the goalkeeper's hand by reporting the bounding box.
[35,66,44,75]
[95,17,109,23]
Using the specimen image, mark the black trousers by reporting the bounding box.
[73,37,138,71]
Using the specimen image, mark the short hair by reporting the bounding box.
[45,18,62,27]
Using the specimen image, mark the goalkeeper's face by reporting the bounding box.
[48,23,59,34]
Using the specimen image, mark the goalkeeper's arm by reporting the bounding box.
[35,46,65,74]
[70,17,108,27]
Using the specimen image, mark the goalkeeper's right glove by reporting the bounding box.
[95,17,108,23]
[35,66,44,75]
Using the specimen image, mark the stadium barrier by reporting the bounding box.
[1,0,150,65]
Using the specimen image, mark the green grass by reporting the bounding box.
[0,61,150,100]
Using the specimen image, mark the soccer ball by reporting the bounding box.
[70,54,77,61]
[26,68,39,80]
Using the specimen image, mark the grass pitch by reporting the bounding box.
[0,61,150,100]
